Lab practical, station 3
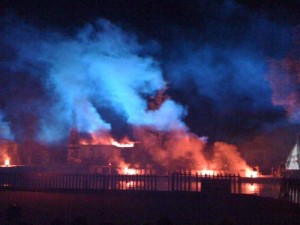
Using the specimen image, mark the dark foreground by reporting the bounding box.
[0,190,299,225]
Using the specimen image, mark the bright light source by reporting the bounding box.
[4,159,10,167]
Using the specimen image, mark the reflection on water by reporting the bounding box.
[128,176,282,198]
[0,172,283,199]
[241,183,280,198]
[154,177,281,199]
[131,178,282,199]
[242,183,260,195]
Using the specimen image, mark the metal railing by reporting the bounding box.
[0,172,241,194]
[279,176,300,204]
[171,172,241,194]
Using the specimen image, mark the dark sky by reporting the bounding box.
[1,0,300,168]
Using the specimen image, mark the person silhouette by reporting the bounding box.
[70,216,88,225]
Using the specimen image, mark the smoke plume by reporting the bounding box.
[0,112,14,140]
[268,57,300,122]
[1,18,186,143]
[160,1,293,141]
[1,1,297,172]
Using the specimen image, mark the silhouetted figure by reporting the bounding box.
[156,217,173,225]
[51,218,65,225]
[219,218,236,225]
[71,216,88,225]
[7,204,21,224]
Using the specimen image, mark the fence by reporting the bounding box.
[171,172,241,194]
[0,172,157,191]
[279,176,300,204]
[0,172,241,194]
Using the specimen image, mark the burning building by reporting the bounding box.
[67,128,154,174]
[0,139,19,166]
[65,127,258,177]
[0,18,262,178]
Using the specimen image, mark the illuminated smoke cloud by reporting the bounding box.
[211,142,249,173]
[162,0,292,140]
[134,127,207,171]
[1,18,185,143]
[0,112,14,140]
[0,14,276,173]
[268,57,300,122]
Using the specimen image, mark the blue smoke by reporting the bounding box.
[161,1,293,140]
[0,0,296,144]
[0,112,14,140]
[1,18,186,143]
[166,47,272,110]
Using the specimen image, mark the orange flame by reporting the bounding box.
[123,167,138,175]
[111,137,135,148]
[245,168,259,178]
[198,169,217,176]
[243,183,260,195]
[76,128,257,177]
[80,133,135,148]
[4,158,10,167]
[126,181,135,188]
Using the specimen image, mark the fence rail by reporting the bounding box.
[0,172,158,191]
[279,176,300,204]
[171,172,241,194]
[4,172,300,204]
[0,172,242,193]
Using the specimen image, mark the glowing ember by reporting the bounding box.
[4,158,10,167]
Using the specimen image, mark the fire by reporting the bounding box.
[126,181,134,188]
[199,169,216,176]
[123,167,138,175]
[74,129,258,177]
[193,166,259,177]
[80,133,135,148]
[4,158,10,167]
[111,137,135,148]
[248,183,258,193]
[243,183,260,195]
[245,168,259,178]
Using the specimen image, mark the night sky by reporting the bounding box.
[1,0,300,171]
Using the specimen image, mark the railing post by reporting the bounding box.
[177,172,179,191]
[154,174,157,191]
[196,173,199,192]
[171,173,174,191]
[183,171,186,191]
[238,174,241,194]
[188,172,191,191]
